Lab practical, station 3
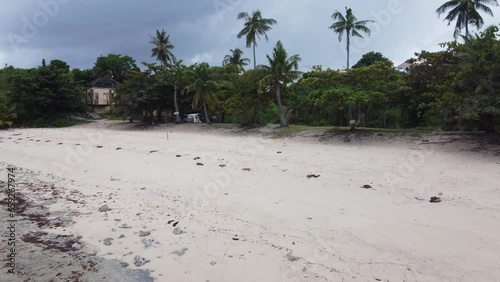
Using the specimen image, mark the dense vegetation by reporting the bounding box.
[0,2,499,131]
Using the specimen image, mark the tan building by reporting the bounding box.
[86,78,118,114]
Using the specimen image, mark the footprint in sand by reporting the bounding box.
[196,163,204,166]
[57,143,63,145]
[171,248,188,257]
[116,147,122,150]
[193,157,201,160]
[97,146,103,148]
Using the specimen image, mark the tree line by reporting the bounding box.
[0,1,499,131]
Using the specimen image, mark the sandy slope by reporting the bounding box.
[0,121,499,282]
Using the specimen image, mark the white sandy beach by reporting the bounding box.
[1,121,499,282]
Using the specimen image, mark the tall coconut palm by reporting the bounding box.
[436,0,499,38]
[329,7,373,69]
[258,41,301,127]
[169,58,185,124]
[237,10,277,69]
[150,29,175,66]
[183,63,226,124]
[222,48,251,71]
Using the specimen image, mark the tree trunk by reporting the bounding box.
[465,14,469,37]
[174,84,181,123]
[275,82,287,127]
[157,107,162,122]
[348,104,353,120]
[479,114,496,132]
[253,43,257,69]
[202,96,211,124]
[346,32,350,69]
[221,111,225,123]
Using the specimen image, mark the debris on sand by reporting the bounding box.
[119,223,132,229]
[71,243,82,251]
[176,155,182,158]
[196,162,204,166]
[219,164,226,168]
[103,238,114,246]
[98,205,112,212]
[277,151,282,154]
[415,196,426,202]
[116,148,122,150]
[149,150,159,153]
[242,168,252,171]
[307,174,320,179]
[286,253,300,262]
[142,236,154,249]
[361,185,372,189]
[97,146,103,148]
[133,255,150,267]
[173,227,183,235]
[430,197,442,203]
[194,157,201,160]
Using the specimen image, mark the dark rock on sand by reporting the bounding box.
[430,197,442,203]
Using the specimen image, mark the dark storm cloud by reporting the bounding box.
[1,0,499,70]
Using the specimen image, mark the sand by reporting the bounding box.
[0,121,499,282]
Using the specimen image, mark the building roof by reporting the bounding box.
[88,77,119,88]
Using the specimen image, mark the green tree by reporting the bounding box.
[352,51,391,68]
[258,41,301,127]
[114,64,172,123]
[183,63,228,124]
[436,0,498,38]
[6,60,85,124]
[222,48,250,72]
[329,7,374,70]
[448,26,500,131]
[168,58,186,123]
[92,54,138,83]
[150,29,175,66]
[237,10,277,69]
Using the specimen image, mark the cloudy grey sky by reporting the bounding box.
[1,0,499,71]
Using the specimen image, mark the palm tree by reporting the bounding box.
[150,29,175,66]
[237,10,277,69]
[436,0,499,38]
[329,7,373,69]
[169,58,185,124]
[183,63,226,124]
[223,48,251,71]
[258,41,301,127]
